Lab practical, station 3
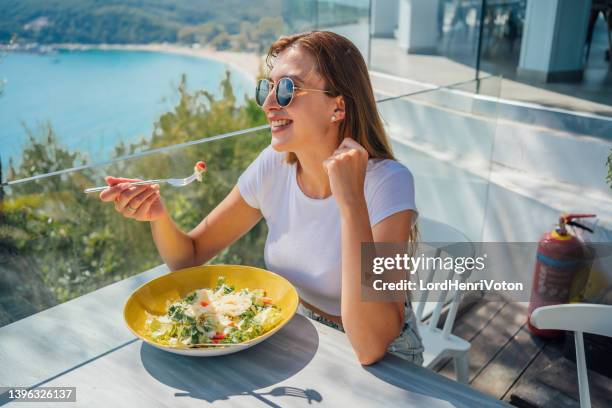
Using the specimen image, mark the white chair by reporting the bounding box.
[414,218,475,383]
[530,303,612,408]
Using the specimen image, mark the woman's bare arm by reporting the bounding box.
[340,205,415,365]
[101,178,262,271]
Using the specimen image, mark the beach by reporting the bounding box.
[55,43,263,82]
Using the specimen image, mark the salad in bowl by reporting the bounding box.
[145,277,282,347]
[124,264,299,356]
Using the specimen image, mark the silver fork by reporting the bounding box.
[83,173,197,194]
[183,342,253,348]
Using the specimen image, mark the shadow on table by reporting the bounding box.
[141,314,322,406]
[363,354,507,408]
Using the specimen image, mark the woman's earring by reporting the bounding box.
[331,115,336,122]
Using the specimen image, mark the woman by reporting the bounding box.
[100,31,424,366]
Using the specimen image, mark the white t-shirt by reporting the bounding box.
[237,145,418,316]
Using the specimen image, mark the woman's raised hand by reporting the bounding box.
[323,137,369,210]
[99,176,166,221]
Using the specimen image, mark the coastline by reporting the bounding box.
[55,43,263,83]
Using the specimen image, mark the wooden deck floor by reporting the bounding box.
[430,292,612,407]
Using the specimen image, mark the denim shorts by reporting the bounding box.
[297,302,424,366]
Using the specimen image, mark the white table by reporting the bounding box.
[0,265,509,407]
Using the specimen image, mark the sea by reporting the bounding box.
[0,49,254,176]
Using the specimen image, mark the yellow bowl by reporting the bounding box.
[124,264,299,356]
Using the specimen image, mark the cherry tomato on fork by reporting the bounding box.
[195,161,207,171]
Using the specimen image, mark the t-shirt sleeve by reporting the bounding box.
[367,161,418,227]
[236,145,277,209]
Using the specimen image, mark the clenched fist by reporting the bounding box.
[323,137,369,210]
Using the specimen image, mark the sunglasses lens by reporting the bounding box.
[277,78,294,107]
[255,80,269,106]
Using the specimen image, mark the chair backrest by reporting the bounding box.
[530,304,612,337]
[531,304,612,408]
[413,218,476,339]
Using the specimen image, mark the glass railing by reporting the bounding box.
[0,0,377,329]
[0,126,271,327]
[378,75,502,242]
[0,76,502,329]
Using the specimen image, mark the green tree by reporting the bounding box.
[0,0,283,44]
[252,17,284,53]
[177,22,223,44]
[210,31,232,50]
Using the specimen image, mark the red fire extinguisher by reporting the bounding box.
[527,213,595,338]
